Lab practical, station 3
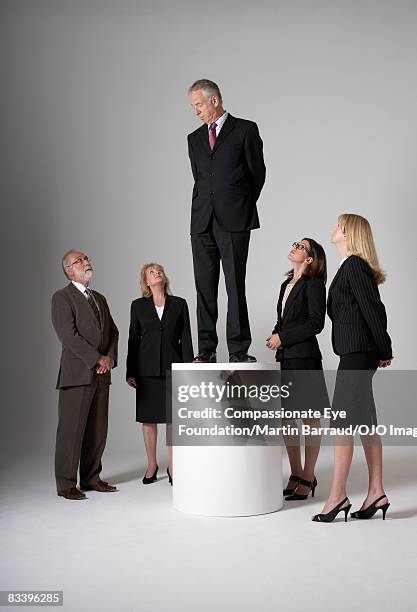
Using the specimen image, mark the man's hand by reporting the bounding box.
[126,377,137,388]
[379,358,393,368]
[266,334,281,351]
[96,355,114,374]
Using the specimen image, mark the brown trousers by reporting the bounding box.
[55,377,110,491]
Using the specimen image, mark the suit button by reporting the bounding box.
[210,191,214,196]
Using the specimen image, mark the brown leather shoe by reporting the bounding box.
[81,479,118,492]
[57,487,86,500]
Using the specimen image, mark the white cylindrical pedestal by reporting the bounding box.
[172,362,283,517]
[173,445,283,516]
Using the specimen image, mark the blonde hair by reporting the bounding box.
[338,214,386,284]
[140,263,172,297]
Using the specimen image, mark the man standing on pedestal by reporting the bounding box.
[187,79,266,363]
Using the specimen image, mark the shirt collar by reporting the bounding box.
[208,111,228,131]
[72,280,89,294]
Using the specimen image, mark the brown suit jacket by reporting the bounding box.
[52,283,119,389]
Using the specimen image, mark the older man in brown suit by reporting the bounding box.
[52,250,119,500]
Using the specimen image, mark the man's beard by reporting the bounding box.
[79,269,93,282]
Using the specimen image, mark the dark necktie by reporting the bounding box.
[209,122,217,150]
[85,288,100,325]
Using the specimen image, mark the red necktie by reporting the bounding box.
[209,122,217,150]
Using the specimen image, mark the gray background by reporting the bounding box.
[1,0,416,464]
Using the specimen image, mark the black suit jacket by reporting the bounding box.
[52,283,119,389]
[126,295,194,379]
[272,276,326,360]
[187,114,266,233]
[327,255,392,360]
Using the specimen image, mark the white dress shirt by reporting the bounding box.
[72,280,100,313]
[208,111,229,137]
[72,280,88,296]
[155,305,164,320]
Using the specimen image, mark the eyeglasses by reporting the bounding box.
[292,242,312,257]
[65,255,91,268]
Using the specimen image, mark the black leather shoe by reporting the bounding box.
[229,353,257,363]
[193,351,217,363]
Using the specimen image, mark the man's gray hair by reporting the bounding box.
[188,79,222,103]
[62,249,77,279]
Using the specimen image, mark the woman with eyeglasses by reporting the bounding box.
[266,239,328,500]
[126,263,194,486]
[312,214,392,523]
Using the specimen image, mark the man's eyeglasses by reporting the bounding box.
[292,242,312,257]
[65,255,91,268]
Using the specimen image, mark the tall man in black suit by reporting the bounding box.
[52,250,119,500]
[187,79,266,363]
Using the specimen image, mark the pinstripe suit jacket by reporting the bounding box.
[327,255,392,360]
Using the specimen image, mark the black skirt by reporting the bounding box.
[278,357,330,416]
[332,352,379,428]
[135,376,167,424]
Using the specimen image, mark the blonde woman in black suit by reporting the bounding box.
[313,214,393,523]
[126,263,193,486]
[266,239,328,500]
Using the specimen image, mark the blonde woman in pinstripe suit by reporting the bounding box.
[313,214,393,523]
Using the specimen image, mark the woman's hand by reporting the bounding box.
[127,376,137,388]
[379,358,393,368]
[266,334,281,351]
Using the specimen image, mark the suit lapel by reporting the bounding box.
[277,280,289,327]
[282,278,305,322]
[198,124,211,155]
[68,283,100,330]
[328,269,341,295]
[91,289,105,329]
[197,114,237,154]
[212,114,236,152]
[147,294,172,322]
[329,257,349,293]
[146,296,160,321]
[161,294,172,322]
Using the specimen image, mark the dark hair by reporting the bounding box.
[286,237,327,284]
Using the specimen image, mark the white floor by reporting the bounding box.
[1,446,417,612]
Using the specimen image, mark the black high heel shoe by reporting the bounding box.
[312,497,351,523]
[142,465,158,485]
[167,468,173,486]
[283,474,301,496]
[285,477,317,500]
[351,495,390,520]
